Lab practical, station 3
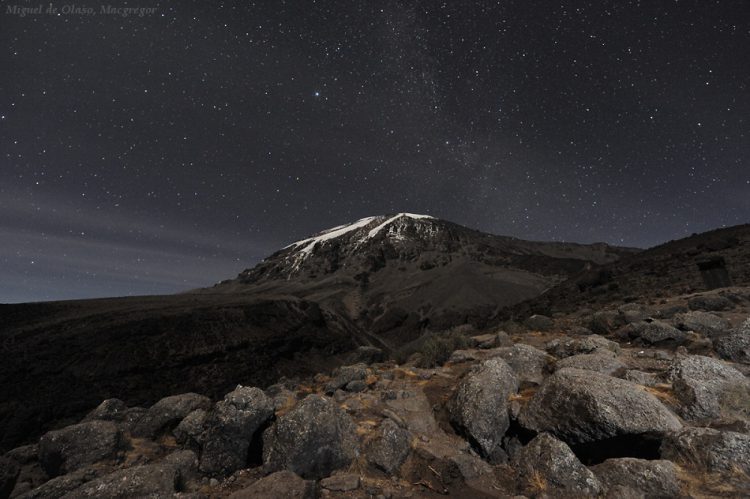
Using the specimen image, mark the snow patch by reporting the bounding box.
[366,213,434,239]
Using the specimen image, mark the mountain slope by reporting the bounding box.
[208,213,637,342]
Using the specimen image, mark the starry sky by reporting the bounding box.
[1,1,748,302]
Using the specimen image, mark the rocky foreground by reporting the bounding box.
[2,287,750,498]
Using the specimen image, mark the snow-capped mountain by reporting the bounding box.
[209,214,636,344]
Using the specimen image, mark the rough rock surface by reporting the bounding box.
[131,393,211,439]
[524,314,554,331]
[173,409,207,450]
[589,310,625,335]
[668,355,750,421]
[448,358,518,462]
[324,364,369,394]
[674,311,731,337]
[715,318,750,364]
[199,386,274,476]
[512,433,602,497]
[519,368,682,444]
[366,418,412,475]
[263,394,359,479]
[590,458,680,498]
[67,461,180,498]
[38,421,122,477]
[488,343,552,385]
[661,427,750,473]
[17,466,108,499]
[228,470,315,499]
[688,294,734,311]
[81,399,128,423]
[319,473,361,492]
[546,334,620,358]
[554,351,626,375]
[621,320,687,344]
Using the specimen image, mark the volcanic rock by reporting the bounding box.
[38,420,122,477]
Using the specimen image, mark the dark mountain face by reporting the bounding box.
[507,224,750,318]
[208,213,637,343]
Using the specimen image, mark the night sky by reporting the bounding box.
[1,1,748,303]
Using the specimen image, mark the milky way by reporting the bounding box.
[1,1,748,302]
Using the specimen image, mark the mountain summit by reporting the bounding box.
[211,214,635,343]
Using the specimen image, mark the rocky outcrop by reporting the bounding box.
[199,386,274,476]
[448,358,519,462]
[324,364,370,394]
[674,311,731,337]
[621,320,687,344]
[546,334,620,358]
[519,368,682,444]
[38,421,122,477]
[524,314,554,331]
[262,394,359,479]
[590,458,680,498]
[512,433,602,497]
[668,355,750,421]
[131,393,211,439]
[715,318,750,364]
[365,418,411,475]
[688,294,734,311]
[488,343,552,385]
[661,427,750,474]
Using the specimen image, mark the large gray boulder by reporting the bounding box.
[590,458,680,498]
[81,399,128,423]
[324,364,369,394]
[448,358,519,462]
[488,344,553,385]
[668,355,750,421]
[512,433,602,497]
[39,420,122,477]
[546,334,620,359]
[715,318,750,364]
[263,394,359,479]
[519,368,682,445]
[198,386,274,476]
[228,470,315,499]
[688,294,734,312]
[173,408,207,450]
[366,418,411,475]
[524,314,554,331]
[554,351,626,375]
[589,310,625,335]
[18,466,108,499]
[661,427,750,474]
[621,320,687,344]
[131,393,211,439]
[674,311,731,337]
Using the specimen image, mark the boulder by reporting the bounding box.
[524,314,554,331]
[470,331,512,349]
[173,409,207,450]
[366,418,412,475]
[263,394,359,479]
[618,303,651,324]
[320,473,361,492]
[688,295,734,312]
[546,334,620,359]
[622,370,661,387]
[82,399,128,423]
[349,346,385,364]
[228,470,314,499]
[0,456,19,499]
[674,311,731,337]
[554,351,626,375]
[519,368,682,445]
[448,358,519,462]
[668,355,750,421]
[39,420,122,477]
[590,458,680,498]
[199,386,274,476]
[66,460,184,498]
[715,318,750,364]
[661,427,750,474]
[447,349,481,364]
[488,344,553,385]
[512,433,602,497]
[18,466,108,499]
[589,310,625,335]
[324,364,369,394]
[621,320,686,344]
[131,393,211,439]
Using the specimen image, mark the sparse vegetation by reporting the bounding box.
[393,329,471,367]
